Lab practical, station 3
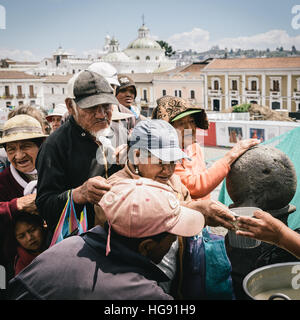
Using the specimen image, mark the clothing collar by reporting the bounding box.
[81,225,169,283]
[10,164,33,189]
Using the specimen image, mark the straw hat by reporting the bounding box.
[111,105,134,121]
[0,114,48,145]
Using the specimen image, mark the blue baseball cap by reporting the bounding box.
[129,119,190,162]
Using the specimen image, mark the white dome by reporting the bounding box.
[102,51,130,62]
[127,38,162,50]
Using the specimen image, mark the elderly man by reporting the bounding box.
[35,70,121,238]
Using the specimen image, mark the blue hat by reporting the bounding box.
[129,119,190,162]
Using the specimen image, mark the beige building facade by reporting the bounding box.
[202,57,300,112]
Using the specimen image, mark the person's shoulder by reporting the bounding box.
[117,103,132,114]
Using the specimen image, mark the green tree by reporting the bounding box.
[157,40,176,57]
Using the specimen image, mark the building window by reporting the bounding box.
[232,80,238,91]
[6,102,11,107]
[272,101,280,110]
[45,61,48,66]
[231,100,239,106]
[213,99,220,111]
[72,70,75,74]
[175,90,182,97]
[4,85,10,97]
[18,101,23,106]
[298,103,300,111]
[136,56,140,60]
[17,85,24,99]
[162,89,166,96]
[251,81,257,91]
[273,80,280,92]
[52,103,55,108]
[190,90,195,99]
[29,85,35,98]
[146,56,150,60]
[213,80,219,90]
[62,88,65,94]
[51,88,54,94]
[30,100,35,105]
[143,89,147,102]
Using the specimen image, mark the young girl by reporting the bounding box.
[13,212,47,275]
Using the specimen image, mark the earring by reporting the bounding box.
[135,166,139,175]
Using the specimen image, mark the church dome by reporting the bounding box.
[127,38,161,50]
[102,51,130,62]
[126,24,162,50]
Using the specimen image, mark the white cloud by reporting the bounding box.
[218,30,300,50]
[167,28,211,51]
[0,48,40,61]
[167,28,300,52]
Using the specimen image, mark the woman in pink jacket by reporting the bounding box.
[152,96,260,200]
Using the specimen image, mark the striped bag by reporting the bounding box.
[50,191,88,247]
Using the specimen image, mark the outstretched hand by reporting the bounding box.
[224,138,261,166]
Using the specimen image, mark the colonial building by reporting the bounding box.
[42,74,72,110]
[0,71,43,109]
[202,57,300,112]
[101,23,176,74]
[121,62,208,117]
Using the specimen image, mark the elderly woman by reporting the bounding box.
[152,96,260,200]
[95,119,236,298]
[0,115,48,280]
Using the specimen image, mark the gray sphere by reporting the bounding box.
[226,145,297,210]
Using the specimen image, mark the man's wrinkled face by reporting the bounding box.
[72,103,113,136]
[6,140,39,173]
[116,86,136,108]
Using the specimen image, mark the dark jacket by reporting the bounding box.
[35,116,122,237]
[8,226,173,300]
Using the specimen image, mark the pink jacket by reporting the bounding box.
[175,143,230,200]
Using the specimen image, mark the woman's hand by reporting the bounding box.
[224,139,261,166]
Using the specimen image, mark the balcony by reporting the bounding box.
[28,93,37,98]
[16,94,25,99]
[245,89,260,98]
[229,90,239,96]
[270,91,281,98]
[1,94,14,99]
[293,91,300,100]
[208,89,222,96]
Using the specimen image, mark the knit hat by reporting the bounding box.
[152,95,209,130]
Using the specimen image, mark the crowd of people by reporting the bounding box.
[0,61,299,300]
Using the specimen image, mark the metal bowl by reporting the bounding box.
[243,262,300,300]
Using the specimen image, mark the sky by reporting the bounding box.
[0,0,300,61]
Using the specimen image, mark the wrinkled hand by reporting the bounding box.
[185,199,236,230]
[16,194,38,214]
[236,210,285,245]
[224,138,261,166]
[72,176,111,205]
